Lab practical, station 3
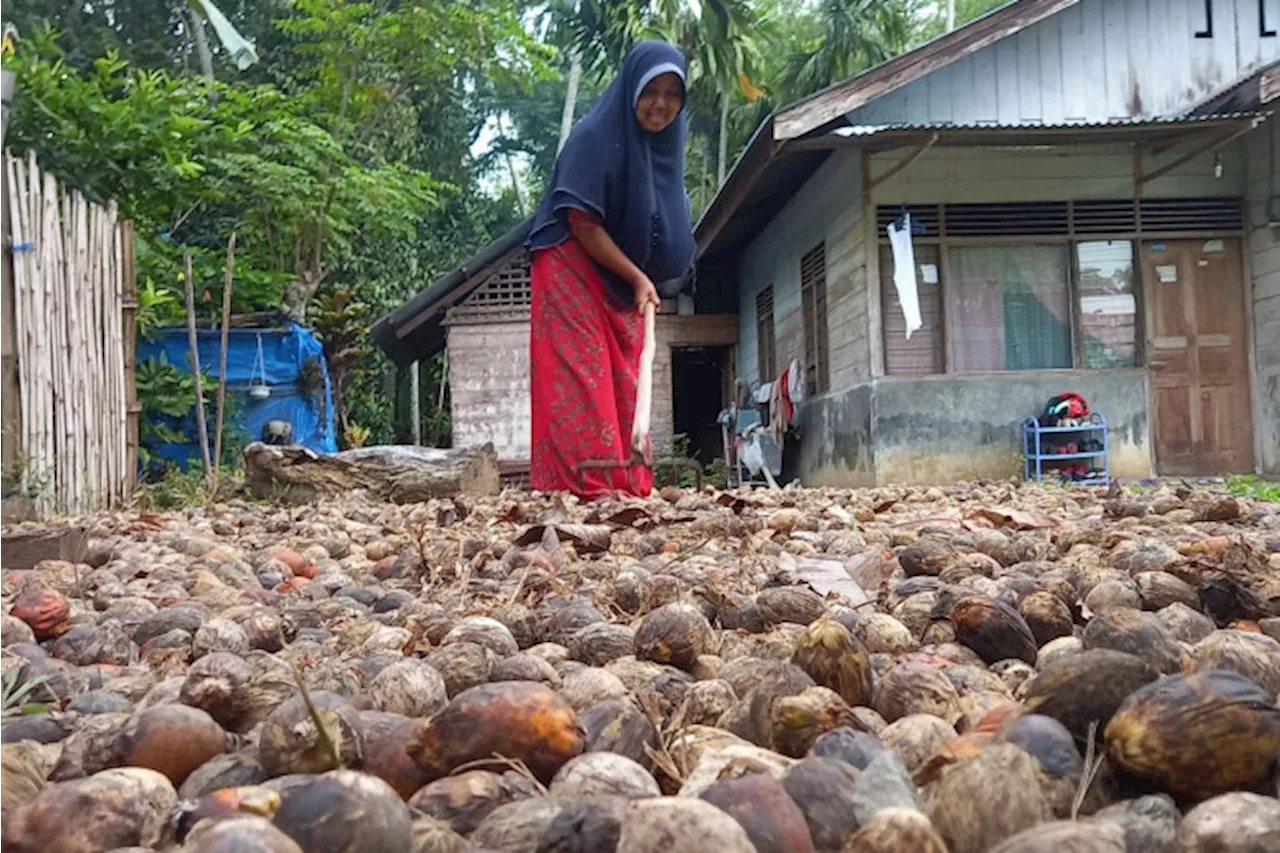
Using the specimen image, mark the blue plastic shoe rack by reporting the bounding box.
[1022,414,1111,486]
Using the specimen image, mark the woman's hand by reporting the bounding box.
[632,275,660,314]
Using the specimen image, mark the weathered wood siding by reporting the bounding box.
[867,142,1245,205]
[737,149,870,391]
[448,320,531,461]
[447,313,739,461]
[850,0,1280,128]
[1245,123,1280,474]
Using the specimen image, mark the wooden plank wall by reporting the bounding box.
[1245,122,1280,474]
[3,152,134,515]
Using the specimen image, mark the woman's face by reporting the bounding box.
[635,72,684,133]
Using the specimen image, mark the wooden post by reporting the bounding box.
[182,251,214,486]
[409,359,421,445]
[120,220,139,494]
[213,233,236,468]
[0,151,18,491]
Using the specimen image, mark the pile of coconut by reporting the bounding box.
[2,480,1278,852]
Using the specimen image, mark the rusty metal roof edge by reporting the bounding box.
[831,112,1273,136]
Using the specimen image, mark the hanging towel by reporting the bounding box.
[788,359,805,404]
[768,376,785,446]
[887,214,923,339]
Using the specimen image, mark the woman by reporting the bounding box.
[526,40,694,499]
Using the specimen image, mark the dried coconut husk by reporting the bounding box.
[182,815,303,853]
[711,590,766,633]
[409,815,468,853]
[1089,794,1180,853]
[757,586,827,626]
[988,820,1126,852]
[851,613,919,655]
[179,651,254,731]
[872,660,962,725]
[407,769,538,835]
[682,679,737,726]
[10,585,71,641]
[117,704,229,787]
[470,796,569,850]
[880,713,959,778]
[717,662,815,747]
[699,772,816,853]
[549,752,660,799]
[633,603,715,670]
[536,794,630,853]
[410,681,584,784]
[48,711,129,781]
[1018,591,1074,647]
[51,620,134,667]
[1,741,50,814]
[442,616,518,657]
[577,698,658,769]
[1177,792,1280,852]
[999,713,1082,781]
[367,659,449,718]
[948,595,1039,666]
[771,686,860,757]
[426,641,493,698]
[1134,572,1198,611]
[1187,629,1280,696]
[808,726,886,770]
[844,809,947,853]
[1022,649,1159,745]
[2,766,178,853]
[1104,669,1280,803]
[178,752,270,800]
[172,785,282,843]
[925,743,1055,853]
[616,796,756,853]
[1154,602,1216,645]
[791,619,875,708]
[491,653,562,686]
[271,770,413,853]
[361,716,434,800]
[782,756,861,853]
[258,691,365,777]
[560,667,628,711]
[570,622,636,666]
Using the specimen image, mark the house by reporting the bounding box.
[374,0,1280,485]
[370,219,738,477]
[701,0,1280,484]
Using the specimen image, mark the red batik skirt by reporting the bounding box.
[529,238,653,500]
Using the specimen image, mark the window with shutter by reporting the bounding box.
[756,286,776,382]
[800,243,830,394]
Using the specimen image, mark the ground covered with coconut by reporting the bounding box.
[2,480,1280,853]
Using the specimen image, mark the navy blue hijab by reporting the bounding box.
[526,40,695,304]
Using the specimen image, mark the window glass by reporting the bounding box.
[948,244,1073,372]
[1077,240,1138,368]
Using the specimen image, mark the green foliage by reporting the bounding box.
[1227,475,1280,503]
[2,667,53,718]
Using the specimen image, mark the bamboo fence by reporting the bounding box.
[4,151,134,516]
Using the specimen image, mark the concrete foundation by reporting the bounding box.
[795,370,1153,486]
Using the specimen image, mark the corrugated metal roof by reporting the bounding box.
[833,112,1272,137]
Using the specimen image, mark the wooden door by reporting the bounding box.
[1142,238,1254,475]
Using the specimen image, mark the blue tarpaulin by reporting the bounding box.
[137,323,337,470]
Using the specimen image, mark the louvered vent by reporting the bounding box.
[466,255,531,309]
[1072,200,1136,235]
[944,202,1069,236]
[876,205,941,234]
[1140,197,1243,232]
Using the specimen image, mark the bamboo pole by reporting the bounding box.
[213,232,235,468]
[409,360,420,445]
[120,220,139,495]
[182,251,214,487]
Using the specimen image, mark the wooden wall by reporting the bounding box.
[1245,122,1280,474]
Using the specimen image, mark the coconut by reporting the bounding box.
[1134,572,1198,612]
[578,698,658,768]
[808,726,886,770]
[258,692,365,777]
[570,623,637,667]
[880,713,959,777]
[682,679,737,726]
[770,686,858,757]
[1018,591,1074,647]
[490,652,562,686]
[1177,792,1280,852]
[616,796,756,853]
[1084,580,1142,615]
[1082,608,1184,675]
[271,770,413,853]
[1154,602,1216,645]
[988,820,1126,852]
[717,663,815,747]
[714,591,766,633]
[561,667,629,712]
[2,767,178,852]
[117,705,229,787]
[634,603,715,670]
[470,797,571,851]
[900,539,957,577]
[1104,669,1280,802]
[1022,649,1160,744]
[9,586,71,641]
[550,752,660,800]
[853,613,920,655]
[1187,629,1280,697]
[360,715,435,800]
[179,651,254,731]
[757,586,827,626]
[790,619,875,708]
[949,595,1038,666]
[1000,714,1082,781]
[192,618,250,658]
[699,772,816,853]
[845,809,947,853]
[872,660,962,725]
[178,752,270,800]
[410,681,584,784]
[536,794,629,853]
[1089,795,1180,853]
[442,616,518,658]
[426,641,493,698]
[781,756,861,853]
[539,599,608,646]
[367,659,449,718]
[51,621,134,667]
[407,769,538,835]
[183,814,304,853]
[46,712,129,781]
[925,744,1055,853]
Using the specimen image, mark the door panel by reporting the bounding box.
[1141,238,1254,475]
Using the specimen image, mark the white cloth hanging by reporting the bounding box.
[787,359,805,404]
[887,214,923,340]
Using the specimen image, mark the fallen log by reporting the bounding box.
[243,442,501,504]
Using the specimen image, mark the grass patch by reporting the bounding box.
[1227,475,1280,503]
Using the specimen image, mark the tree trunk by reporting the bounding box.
[559,52,583,154]
[243,442,501,504]
[187,6,215,80]
[409,360,421,445]
[717,91,730,187]
[497,113,526,215]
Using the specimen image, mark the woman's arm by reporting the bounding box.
[567,208,659,313]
